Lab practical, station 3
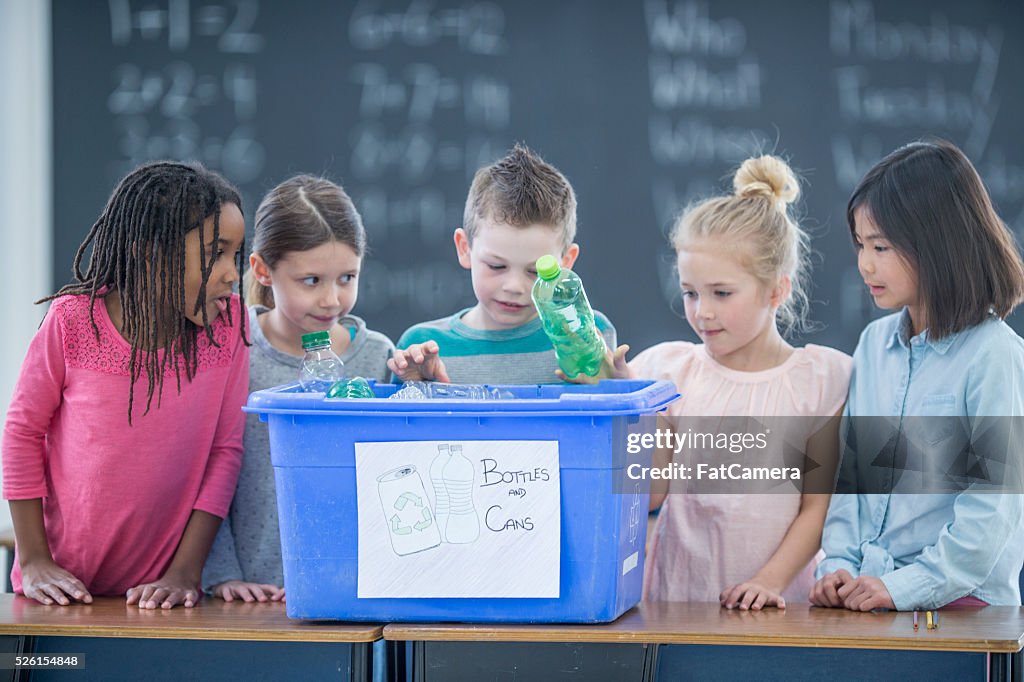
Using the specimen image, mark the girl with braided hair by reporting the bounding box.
[2,160,249,609]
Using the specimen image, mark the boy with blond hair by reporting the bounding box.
[389,143,618,384]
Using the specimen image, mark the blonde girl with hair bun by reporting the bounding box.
[622,155,853,609]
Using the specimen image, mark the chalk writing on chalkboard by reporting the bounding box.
[344,1,510,319]
[51,0,1024,350]
[106,0,266,184]
[827,0,1022,336]
[645,0,770,316]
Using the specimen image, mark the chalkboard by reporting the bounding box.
[52,0,1024,353]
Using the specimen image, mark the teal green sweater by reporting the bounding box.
[396,308,617,385]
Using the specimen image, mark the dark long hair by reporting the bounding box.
[39,160,247,422]
[848,139,1024,338]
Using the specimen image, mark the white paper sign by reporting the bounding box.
[355,440,560,598]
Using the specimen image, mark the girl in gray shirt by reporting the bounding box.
[202,175,393,601]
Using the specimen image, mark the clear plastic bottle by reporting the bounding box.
[443,445,479,543]
[326,376,375,399]
[531,254,606,378]
[390,382,511,400]
[430,444,451,542]
[298,331,346,392]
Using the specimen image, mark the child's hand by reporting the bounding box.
[555,344,632,384]
[126,570,201,609]
[837,575,895,611]
[388,342,451,383]
[20,558,93,606]
[719,581,786,611]
[809,569,854,608]
[211,580,285,603]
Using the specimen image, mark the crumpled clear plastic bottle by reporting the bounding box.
[389,382,514,400]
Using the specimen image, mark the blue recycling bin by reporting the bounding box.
[245,379,678,623]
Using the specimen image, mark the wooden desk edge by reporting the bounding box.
[381,625,1024,654]
[0,623,383,643]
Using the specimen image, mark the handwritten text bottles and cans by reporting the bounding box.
[299,331,346,392]
[531,255,607,378]
[377,466,441,556]
[428,444,481,544]
[327,377,376,399]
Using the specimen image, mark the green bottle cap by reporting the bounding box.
[301,331,331,350]
[536,255,561,281]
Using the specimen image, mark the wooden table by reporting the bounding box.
[384,602,1024,682]
[0,594,382,681]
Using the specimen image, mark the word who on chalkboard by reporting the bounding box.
[644,0,770,314]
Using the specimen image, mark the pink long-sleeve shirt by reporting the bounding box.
[2,293,248,596]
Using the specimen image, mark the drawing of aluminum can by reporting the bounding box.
[377,465,441,556]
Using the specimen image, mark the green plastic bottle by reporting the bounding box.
[326,376,376,399]
[531,254,606,378]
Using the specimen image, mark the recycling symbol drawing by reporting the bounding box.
[390,492,434,535]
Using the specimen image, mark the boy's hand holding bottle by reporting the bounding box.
[554,343,633,384]
[388,340,451,383]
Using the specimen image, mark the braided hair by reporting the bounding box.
[39,160,247,422]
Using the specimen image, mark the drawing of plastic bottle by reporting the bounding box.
[443,445,479,543]
[376,466,441,556]
[430,444,451,542]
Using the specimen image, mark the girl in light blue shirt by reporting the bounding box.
[812,139,1024,611]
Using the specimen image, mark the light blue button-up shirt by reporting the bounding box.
[817,309,1024,609]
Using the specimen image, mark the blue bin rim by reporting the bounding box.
[244,379,679,418]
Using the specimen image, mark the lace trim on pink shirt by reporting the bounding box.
[56,295,237,376]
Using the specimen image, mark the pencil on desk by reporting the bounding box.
[934,611,939,629]
[913,610,918,631]
[926,610,934,630]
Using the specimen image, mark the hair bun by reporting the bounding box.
[733,155,800,205]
